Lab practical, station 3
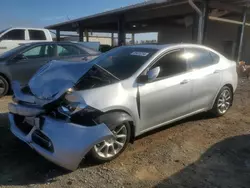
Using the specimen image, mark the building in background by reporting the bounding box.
[46,0,250,63]
[53,33,131,46]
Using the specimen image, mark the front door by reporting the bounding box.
[8,44,56,85]
[138,48,193,132]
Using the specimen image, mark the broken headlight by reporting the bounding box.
[58,92,102,125]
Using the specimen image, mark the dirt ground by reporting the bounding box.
[0,79,250,188]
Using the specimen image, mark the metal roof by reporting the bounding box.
[45,0,250,32]
[217,0,250,7]
[45,0,187,30]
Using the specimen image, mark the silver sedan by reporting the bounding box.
[9,44,238,170]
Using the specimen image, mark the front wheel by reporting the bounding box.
[211,86,233,116]
[89,122,131,163]
[0,75,9,97]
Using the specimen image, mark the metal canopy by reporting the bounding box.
[219,0,250,6]
[46,0,190,32]
[45,0,250,33]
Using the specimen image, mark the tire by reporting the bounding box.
[88,121,131,163]
[211,86,233,117]
[0,75,9,97]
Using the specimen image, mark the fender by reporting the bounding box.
[95,111,133,130]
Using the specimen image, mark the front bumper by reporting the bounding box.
[9,112,113,171]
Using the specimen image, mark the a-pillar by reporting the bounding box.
[118,15,125,46]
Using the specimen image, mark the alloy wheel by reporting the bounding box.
[0,78,6,96]
[217,89,231,114]
[94,124,127,158]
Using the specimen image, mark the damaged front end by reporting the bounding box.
[8,61,116,171]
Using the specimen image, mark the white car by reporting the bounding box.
[0,27,52,54]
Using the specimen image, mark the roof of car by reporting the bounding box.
[23,41,79,45]
[124,43,209,50]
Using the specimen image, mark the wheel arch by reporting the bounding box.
[211,83,234,109]
[95,109,136,143]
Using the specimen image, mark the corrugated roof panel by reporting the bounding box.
[45,0,179,29]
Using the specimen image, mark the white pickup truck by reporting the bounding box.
[0,27,53,54]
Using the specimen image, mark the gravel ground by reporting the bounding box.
[0,79,250,188]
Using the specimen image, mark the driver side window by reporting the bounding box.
[151,48,187,79]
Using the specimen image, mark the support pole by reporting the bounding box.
[79,27,83,42]
[237,7,247,63]
[192,13,198,42]
[85,29,89,42]
[56,30,60,41]
[111,33,114,46]
[118,15,125,46]
[202,0,209,44]
[189,0,208,44]
[131,33,135,44]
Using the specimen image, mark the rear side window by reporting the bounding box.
[57,44,83,56]
[29,30,46,40]
[186,48,216,69]
[2,29,25,40]
[210,52,220,64]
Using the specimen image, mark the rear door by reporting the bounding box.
[186,47,222,112]
[28,29,47,42]
[9,44,56,85]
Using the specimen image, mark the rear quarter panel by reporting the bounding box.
[220,58,238,92]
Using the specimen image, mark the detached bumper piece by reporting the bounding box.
[8,103,44,117]
[8,104,113,171]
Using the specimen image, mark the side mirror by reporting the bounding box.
[137,74,148,83]
[137,66,160,83]
[147,66,160,81]
[14,54,27,61]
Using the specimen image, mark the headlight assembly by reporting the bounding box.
[57,92,103,126]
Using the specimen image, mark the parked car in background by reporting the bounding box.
[8,44,237,170]
[0,27,53,54]
[77,42,100,51]
[0,41,100,96]
[99,44,113,52]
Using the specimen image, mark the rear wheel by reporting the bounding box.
[0,75,9,97]
[89,122,131,163]
[211,86,233,116]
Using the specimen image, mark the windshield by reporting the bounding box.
[0,28,9,35]
[93,46,158,80]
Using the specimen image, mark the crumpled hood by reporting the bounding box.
[28,60,93,99]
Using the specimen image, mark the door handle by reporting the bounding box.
[213,70,220,74]
[82,57,88,61]
[180,79,189,84]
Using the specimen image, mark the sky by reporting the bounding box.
[0,0,157,41]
